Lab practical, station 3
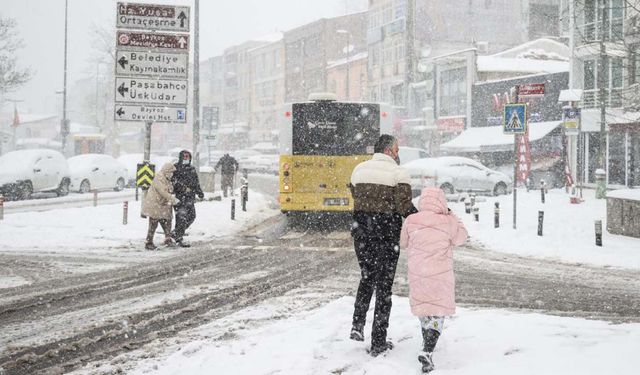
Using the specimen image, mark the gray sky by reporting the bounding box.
[2,0,366,114]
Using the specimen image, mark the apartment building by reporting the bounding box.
[248,34,285,145]
[570,0,640,188]
[284,12,367,102]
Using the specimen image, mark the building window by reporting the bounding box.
[608,132,626,185]
[439,67,467,117]
[582,0,625,42]
[582,57,623,108]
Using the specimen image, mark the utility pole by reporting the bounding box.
[405,0,415,107]
[61,0,70,155]
[597,0,608,196]
[192,0,200,169]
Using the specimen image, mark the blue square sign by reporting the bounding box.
[503,104,527,134]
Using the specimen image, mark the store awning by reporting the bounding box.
[440,121,561,153]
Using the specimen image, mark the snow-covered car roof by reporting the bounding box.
[0,149,63,168]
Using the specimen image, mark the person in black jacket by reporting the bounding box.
[171,150,204,247]
[215,153,239,197]
[349,134,418,357]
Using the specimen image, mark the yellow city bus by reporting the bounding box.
[278,93,391,214]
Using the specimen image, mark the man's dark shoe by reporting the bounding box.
[349,326,364,341]
[367,341,394,357]
[177,240,191,248]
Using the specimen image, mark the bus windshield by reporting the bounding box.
[292,102,380,156]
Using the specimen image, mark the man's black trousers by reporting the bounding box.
[352,234,400,348]
[173,202,196,241]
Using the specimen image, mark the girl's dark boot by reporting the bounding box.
[418,328,440,373]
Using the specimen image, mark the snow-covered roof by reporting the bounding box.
[477,56,569,74]
[440,121,561,153]
[326,52,368,69]
[490,38,570,60]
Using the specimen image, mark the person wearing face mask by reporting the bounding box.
[171,150,204,247]
[348,134,417,357]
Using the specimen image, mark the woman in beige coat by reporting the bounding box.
[141,162,179,250]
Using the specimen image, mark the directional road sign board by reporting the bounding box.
[115,77,188,105]
[117,2,190,33]
[117,31,189,52]
[115,104,187,123]
[136,162,155,189]
[503,103,527,135]
[116,50,188,79]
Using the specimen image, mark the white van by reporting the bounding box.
[0,149,71,200]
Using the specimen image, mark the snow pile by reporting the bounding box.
[127,296,640,375]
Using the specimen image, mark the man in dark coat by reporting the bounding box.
[171,150,204,247]
[349,134,417,357]
[215,153,239,197]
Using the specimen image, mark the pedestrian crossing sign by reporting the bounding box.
[503,103,527,134]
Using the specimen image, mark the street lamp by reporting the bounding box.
[336,29,352,100]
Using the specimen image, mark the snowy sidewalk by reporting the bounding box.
[448,188,640,269]
[124,296,640,375]
[0,190,278,252]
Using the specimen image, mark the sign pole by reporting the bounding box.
[512,86,519,229]
[143,120,152,201]
[193,0,201,168]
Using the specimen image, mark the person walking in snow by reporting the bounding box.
[349,134,417,357]
[399,187,468,373]
[141,162,179,250]
[215,153,239,197]
[171,150,204,248]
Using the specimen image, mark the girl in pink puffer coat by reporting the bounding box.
[400,187,468,373]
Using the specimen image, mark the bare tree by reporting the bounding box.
[0,16,32,99]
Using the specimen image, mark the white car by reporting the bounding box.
[68,154,128,193]
[399,146,430,165]
[404,156,512,196]
[0,149,70,200]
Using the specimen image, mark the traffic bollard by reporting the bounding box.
[135,187,139,201]
[93,190,98,207]
[537,211,544,236]
[231,199,236,220]
[540,181,546,204]
[473,206,479,222]
[595,220,603,246]
[465,200,472,214]
[470,194,476,207]
[123,201,128,225]
[494,202,499,228]
[0,195,4,221]
[241,184,247,212]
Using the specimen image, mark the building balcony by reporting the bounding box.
[582,88,623,109]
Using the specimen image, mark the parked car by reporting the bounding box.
[0,149,70,200]
[403,156,512,196]
[68,154,128,193]
[399,146,430,165]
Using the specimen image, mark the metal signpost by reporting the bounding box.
[115,1,190,180]
[202,106,219,164]
[504,96,527,230]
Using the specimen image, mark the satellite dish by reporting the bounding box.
[420,45,432,58]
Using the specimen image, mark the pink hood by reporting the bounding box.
[418,187,448,214]
[400,187,468,317]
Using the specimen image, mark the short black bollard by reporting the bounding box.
[241,187,247,212]
[540,181,546,204]
[0,195,4,221]
[231,199,236,220]
[494,202,500,228]
[595,220,603,246]
[135,187,139,201]
[465,200,472,214]
[123,201,128,225]
[473,206,479,222]
[537,211,544,236]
